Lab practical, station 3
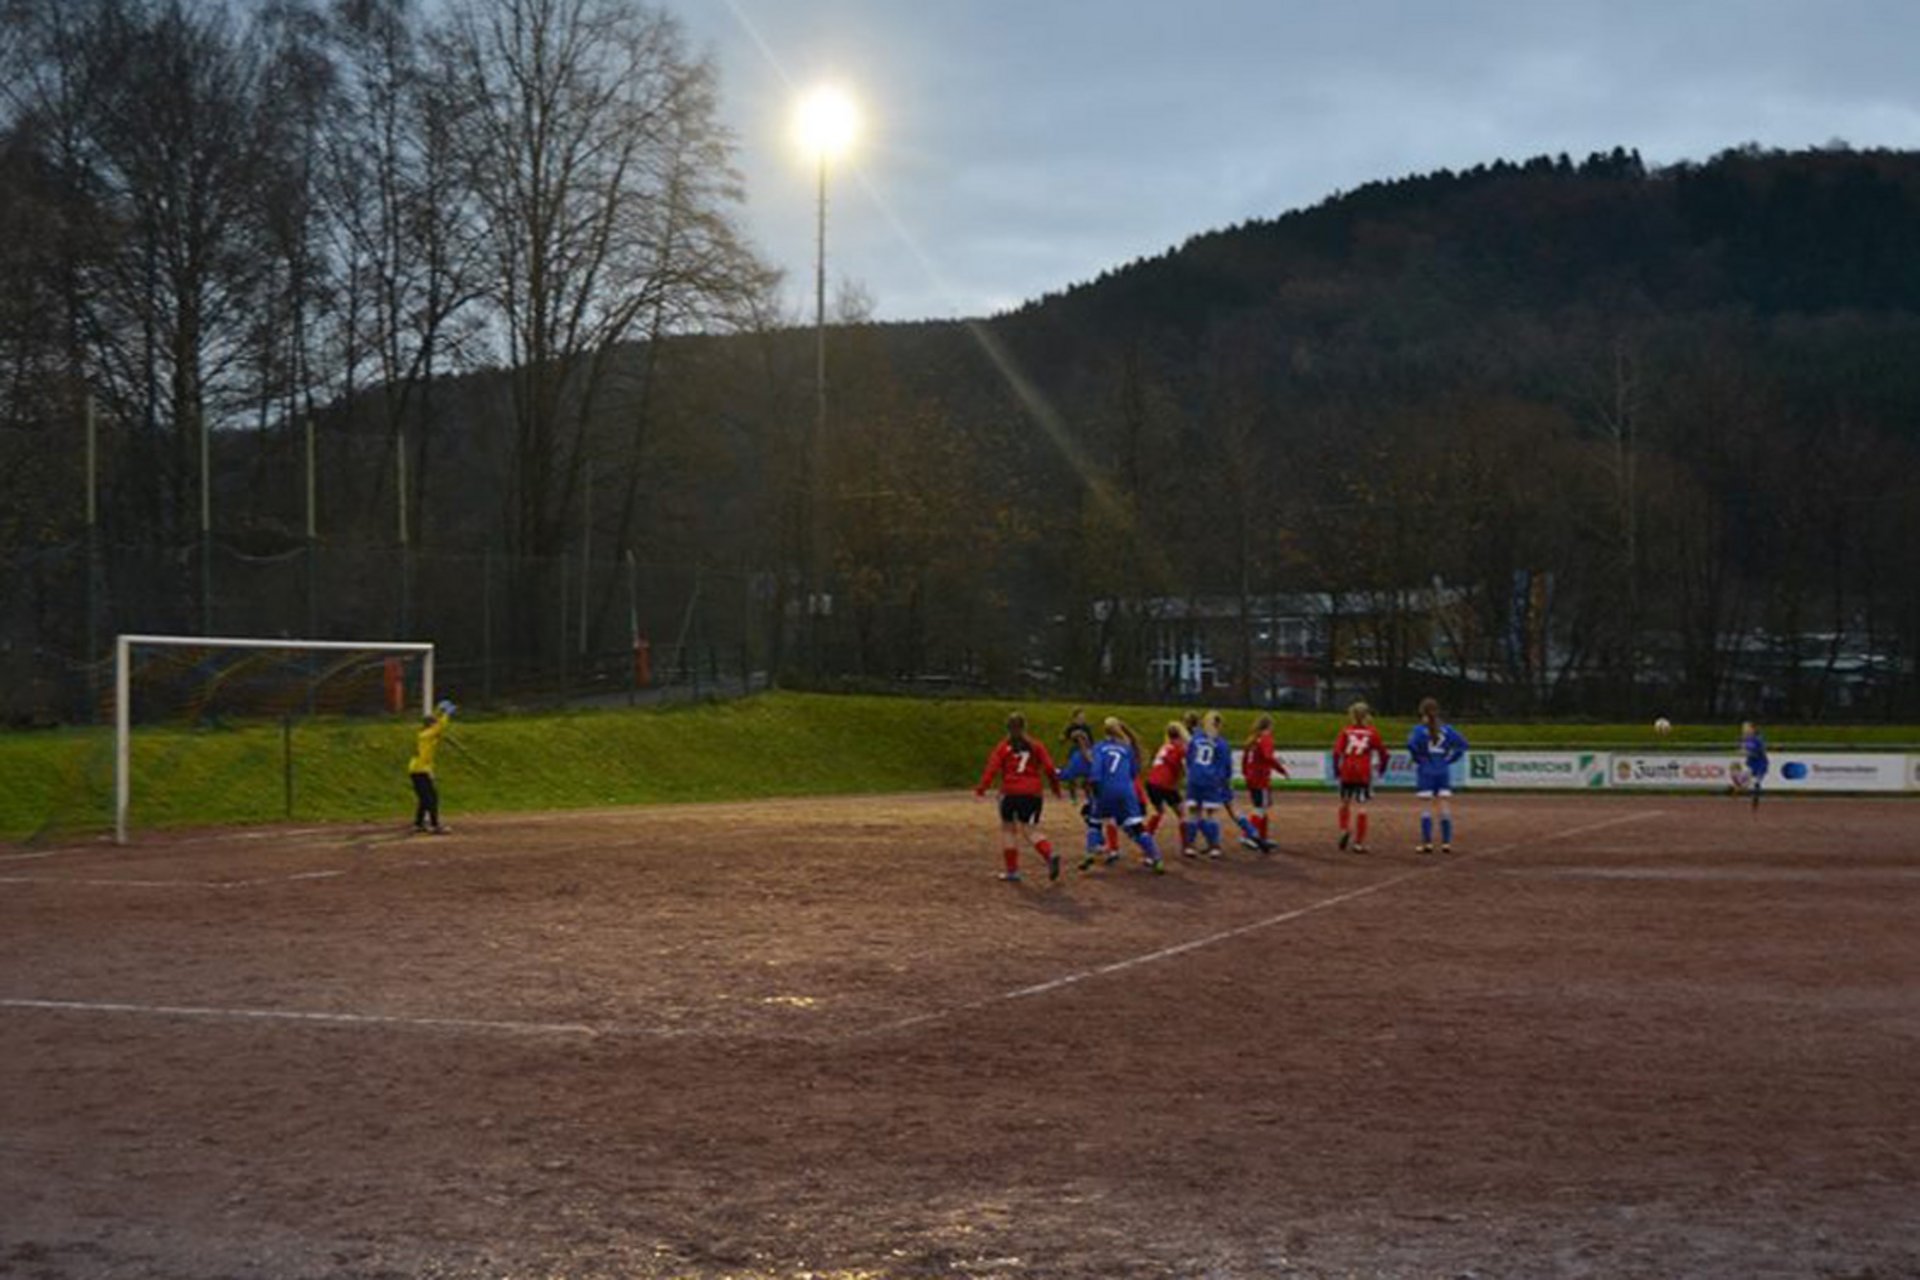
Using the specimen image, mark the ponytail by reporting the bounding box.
[1103,715,1141,755]
[1243,713,1273,755]
[1005,711,1029,755]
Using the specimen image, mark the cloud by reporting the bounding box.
[682,0,1920,321]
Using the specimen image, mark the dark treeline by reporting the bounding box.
[4,0,1919,722]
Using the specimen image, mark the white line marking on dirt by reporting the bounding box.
[0,997,601,1038]
[856,809,1667,1038]
[0,849,65,863]
[0,876,231,889]
[0,873,344,890]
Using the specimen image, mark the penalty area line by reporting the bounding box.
[855,808,1666,1039]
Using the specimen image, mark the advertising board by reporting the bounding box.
[1608,754,1739,789]
[1762,753,1909,793]
[1467,751,1607,789]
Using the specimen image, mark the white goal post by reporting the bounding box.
[114,634,436,845]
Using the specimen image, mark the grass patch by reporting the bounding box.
[3,691,1913,843]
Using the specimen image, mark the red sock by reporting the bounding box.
[1356,812,1369,844]
[1003,847,1019,874]
[1035,838,1053,858]
[1105,822,1119,851]
[1338,803,1350,832]
[1254,812,1269,840]
[1146,812,1161,834]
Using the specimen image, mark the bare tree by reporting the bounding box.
[435,0,761,578]
[316,0,488,549]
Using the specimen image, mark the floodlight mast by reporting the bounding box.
[112,634,436,845]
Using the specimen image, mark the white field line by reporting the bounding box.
[0,870,352,890]
[0,997,600,1038]
[0,849,65,863]
[0,842,622,891]
[855,809,1668,1039]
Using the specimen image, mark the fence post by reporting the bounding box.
[482,549,494,705]
[282,714,294,819]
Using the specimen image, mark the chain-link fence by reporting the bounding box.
[2,538,776,725]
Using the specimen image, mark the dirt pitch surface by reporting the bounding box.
[3,792,1918,1279]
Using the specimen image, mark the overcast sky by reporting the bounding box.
[673,1,1920,323]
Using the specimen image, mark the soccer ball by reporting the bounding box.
[1653,716,1672,735]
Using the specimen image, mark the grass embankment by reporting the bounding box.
[2,691,1912,843]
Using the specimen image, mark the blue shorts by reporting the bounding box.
[1414,765,1453,797]
[1091,790,1143,824]
[1186,783,1231,809]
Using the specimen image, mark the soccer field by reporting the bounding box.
[2,792,1917,1279]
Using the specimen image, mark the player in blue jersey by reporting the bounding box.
[1408,697,1468,854]
[1055,727,1113,867]
[1182,711,1274,858]
[1081,717,1166,874]
[1736,720,1769,811]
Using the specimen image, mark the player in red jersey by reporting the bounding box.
[976,711,1065,882]
[1332,700,1391,852]
[1142,720,1188,836]
[1240,713,1290,848]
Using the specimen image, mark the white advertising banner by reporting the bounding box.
[1608,754,1740,790]
[1763,753,1910,793]
[1275,750,1330,784]
[1377,749,1468,790]
[1608,751,1910,792]
[1467,751,1608,789]
[1228,748,1332,786]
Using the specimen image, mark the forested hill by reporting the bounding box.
[1006,145,1920,336]
[768,144,1920,714]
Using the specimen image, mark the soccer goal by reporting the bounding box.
[113,634,436,844]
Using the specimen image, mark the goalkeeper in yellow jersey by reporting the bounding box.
[408,698,457,833]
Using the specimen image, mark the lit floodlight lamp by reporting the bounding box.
[794,84,859,160]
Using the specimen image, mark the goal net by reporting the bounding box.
[113,634,435,844]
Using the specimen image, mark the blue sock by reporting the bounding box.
[1201,819,1221,848]
[1180,819,1195,847]
[1236,816,1257,839]
[1441,817,1453,845]
[1421,814,1434,844]
[1084,826,1102,853]
[1134,829,1160,859]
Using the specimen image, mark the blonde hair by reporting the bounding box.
[1102,716,1141,753]
[1202,710,1224,735]
[1348,700,1371,725]
[1165,720,1187,743]
[1243,713,1273,754]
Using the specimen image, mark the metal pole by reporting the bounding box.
[305,414,318,638]
[626,548,639,707]
[810,150,828,673]
[114,634,130,845]
[85,396,100,721]
[199,407,212,634]
[397,429,410,636]
[579,458,591,654]
[85,393,97,526]
[482,548,494,705]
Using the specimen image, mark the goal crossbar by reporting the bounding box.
[114,634,436,845]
